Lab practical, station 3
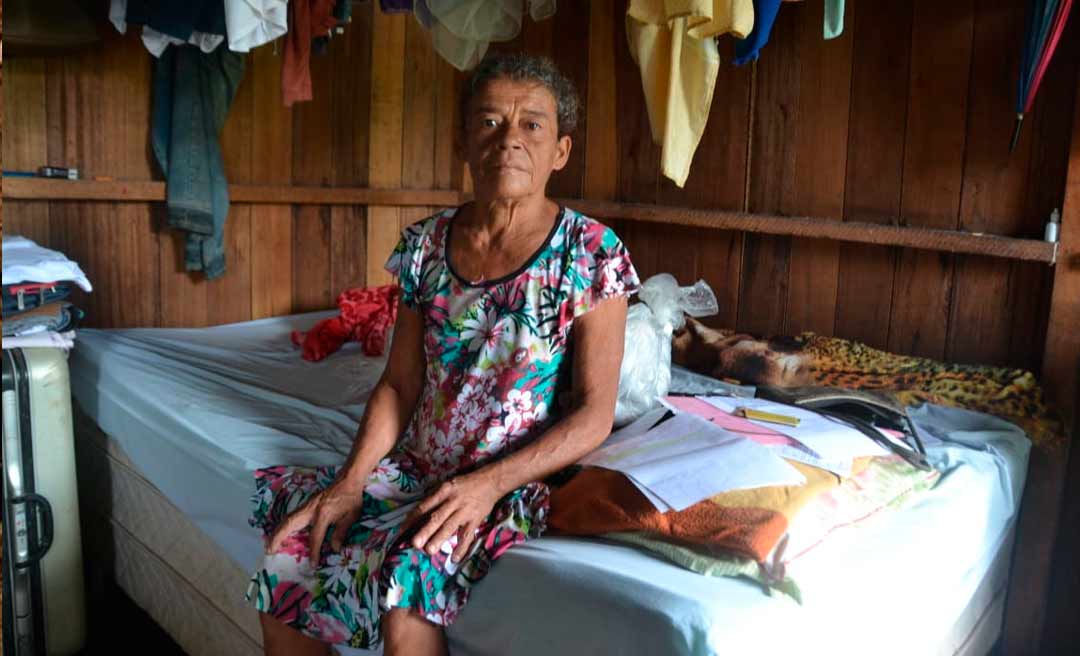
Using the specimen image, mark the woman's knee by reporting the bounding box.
[260,612,331,656]
[382,608,448,656]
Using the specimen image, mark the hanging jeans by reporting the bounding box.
[152,44,245,279]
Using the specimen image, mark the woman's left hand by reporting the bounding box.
[408,473,503,563]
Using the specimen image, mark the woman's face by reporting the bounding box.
[462,77,572,201]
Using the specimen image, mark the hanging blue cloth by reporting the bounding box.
[734,0,781,65]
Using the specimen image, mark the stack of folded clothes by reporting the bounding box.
[2,236,93,350]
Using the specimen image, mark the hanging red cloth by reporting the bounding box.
[282,0,337,106]
[291,285,401,361]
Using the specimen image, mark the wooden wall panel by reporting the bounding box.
[835,0,911,351]
[951,0,1036,366]
[213,58,255,327]
[1011,17,1079,373]
[583,0,618,203]
[1,0,1077,382]
[249,44,295,319]
[738,8,800,337]
[366,7,407,287]
[783,0,852,338]
[889,0,973,360]
[3,59,51,246]
[542,1,591,199]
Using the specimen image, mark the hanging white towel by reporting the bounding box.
[109,0,225,58]
[225,0,289,53]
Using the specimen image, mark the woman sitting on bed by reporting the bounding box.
[247,53,640,656]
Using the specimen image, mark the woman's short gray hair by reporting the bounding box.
[460,53,580,137]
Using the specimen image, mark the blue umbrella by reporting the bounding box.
[1011,0,1074,152]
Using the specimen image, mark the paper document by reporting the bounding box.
[580,413,806,511]
[701,396,889,462]
[663,396,854,477]
[661,396,797,447]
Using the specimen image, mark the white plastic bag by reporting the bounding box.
[614,274,718,426]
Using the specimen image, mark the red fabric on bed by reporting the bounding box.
[291,285,400,360]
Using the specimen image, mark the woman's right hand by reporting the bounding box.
[267,475,367,564]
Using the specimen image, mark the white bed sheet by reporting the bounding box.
[68,313,1030,656]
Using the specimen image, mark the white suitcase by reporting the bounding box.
[3,348,87,655]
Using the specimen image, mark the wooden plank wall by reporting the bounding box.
[2,7,462,326]
[3,0,1078,377]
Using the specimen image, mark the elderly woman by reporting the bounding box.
[246,53,640,656]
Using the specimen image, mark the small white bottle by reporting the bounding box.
[1045,208,1060,243]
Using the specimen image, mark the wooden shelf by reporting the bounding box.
[2,178,1057,264]
[563,198,1059,264]
[1,178,463,207]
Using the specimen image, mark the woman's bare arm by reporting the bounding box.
[337,304,427,485]
[268,303,426,558]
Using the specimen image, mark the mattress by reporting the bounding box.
[68,313,1031,656]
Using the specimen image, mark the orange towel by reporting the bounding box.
[549,460,846,563]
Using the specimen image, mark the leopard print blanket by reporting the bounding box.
[673,318,1064,451]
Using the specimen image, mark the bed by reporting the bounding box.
[67,311,1031,656]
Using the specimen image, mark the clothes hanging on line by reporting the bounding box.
[824,0,844,40]
[783,0,843,39]
[282,0,339,106]
[627,0,754,187]
[110,0,287,58]
[152,45,246,279]
[225,1,289,52]
[381,0,415,13]
[734,0,781,65]
[110,0,226,58]
[410,0,557,71]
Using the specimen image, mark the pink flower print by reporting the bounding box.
[309,609,351,644]
[269,581,312,625]
[274,529,312,562]
[430,429,465,467]
[597,256,626,296]
[483,421,508,451]
[502,389,547,436]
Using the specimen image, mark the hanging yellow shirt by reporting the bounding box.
[626,0,754,187]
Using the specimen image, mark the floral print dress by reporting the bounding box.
[245,205,640,648]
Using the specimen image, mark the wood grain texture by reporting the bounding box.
[291,38,338,312]
[584,0,618,202]
[835,0,911,350]
[738,7,802,336]
[951,0,1035,365]
[1033,51,1080,656]
[1011,18,1080,373]
[545,0,590,199]
[3,178,464,206]
[211,59,255,326]
[888,0,973,360]
[783,0,853,337]
[367,6,407,287]
[2,58,51,245]
[250,42,295,319]
[0,0,1074,382]
[1040,25,1080,431]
